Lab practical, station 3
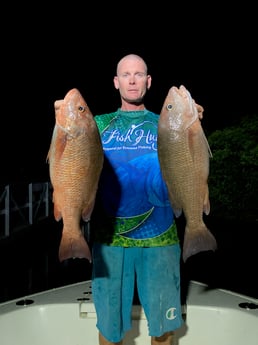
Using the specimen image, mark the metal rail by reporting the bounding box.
[0,182,53,238]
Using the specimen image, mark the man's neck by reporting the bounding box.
[120,100,145,111]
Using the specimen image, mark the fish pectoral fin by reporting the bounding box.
[46,150,50,163]
[168,192,182,218]
[49,125,68,161]
[55,131,68,161]
[82,203,95,222]
[54,206,62,221]
[173,208,183,218]
[203,193,210,215]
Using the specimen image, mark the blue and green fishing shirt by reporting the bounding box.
[92,109,179,247]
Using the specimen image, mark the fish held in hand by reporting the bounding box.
[47,88,103,262]
[158,85,217,262]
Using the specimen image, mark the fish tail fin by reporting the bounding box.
[182,224,217,262]
[59,229,92,262]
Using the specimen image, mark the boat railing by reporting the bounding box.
[0,182,53,239]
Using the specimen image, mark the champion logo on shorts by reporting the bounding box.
[166,307,177,320]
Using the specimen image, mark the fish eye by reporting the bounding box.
[167,104,173,111]
[78,106,85,112]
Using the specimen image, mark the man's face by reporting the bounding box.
[114,58,151,104]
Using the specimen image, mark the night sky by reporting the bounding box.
[0,4,257,303]
[2,4,257,185]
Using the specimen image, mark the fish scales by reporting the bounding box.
[158,85,217,262]
[47,88,104,262]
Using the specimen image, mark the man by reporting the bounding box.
[91,54,183,345]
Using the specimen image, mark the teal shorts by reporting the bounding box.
[92,244,183,343]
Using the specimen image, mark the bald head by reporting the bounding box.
[116,54,148,76]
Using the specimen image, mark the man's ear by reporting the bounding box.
[113,76,119,89]
[147,75,152,90]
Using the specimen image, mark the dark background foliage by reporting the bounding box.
[208,113,258,221]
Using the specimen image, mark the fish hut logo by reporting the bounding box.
[102,121,157,150]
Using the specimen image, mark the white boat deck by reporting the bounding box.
[0,280,257,345]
